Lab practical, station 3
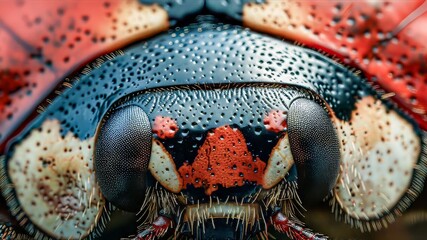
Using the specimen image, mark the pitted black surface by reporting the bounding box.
[1,10,425,240]
[5,16,381,169]
[14,17,376,143]
[117,86,306,202]
[123,87,303,164]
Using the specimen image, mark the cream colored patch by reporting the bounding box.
[263,133,294,189]
[8,120,105,239]
[103,1,169,49]
[334,97,420,220]
[243,1,313,43]
[149,140,183,193]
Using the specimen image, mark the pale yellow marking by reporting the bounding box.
[243,1,313,43]
[102,1,169,50]
[8,119,105,239]
[262,133,294,189]
[333,96,420,220]
[149,139,183,193]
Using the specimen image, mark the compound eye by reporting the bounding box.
[95,105,152,212]
[287,98,340,205]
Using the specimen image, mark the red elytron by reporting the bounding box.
[0,0,168,152]
[243,1,427,129]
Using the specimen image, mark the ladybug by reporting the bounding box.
[0,0,426,239]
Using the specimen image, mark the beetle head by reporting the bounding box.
[1,18,425,239]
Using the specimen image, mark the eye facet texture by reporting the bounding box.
[288,98,340,204]
[95,105,152,212]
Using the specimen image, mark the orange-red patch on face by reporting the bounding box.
[153,116,179,139]
[178,125,266,195]
[264,110,287,133]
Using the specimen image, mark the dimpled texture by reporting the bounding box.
[0,0,169,149]
[128,86,304,202]
[24,18,373,143]
[333,96,422,226]
[3,18,424,231]
[153,116,179,139]
[3,120,105,239]
[149,139,183,193]
[243,0,427,130]
[178,125,267,195]
[263,109,287,133]
[95,105,152,212]
[262,133,294,189]
[288,98,340,204]
[130,87,303,162]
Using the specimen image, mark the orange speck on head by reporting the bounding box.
[153,116,179,139]
[264,110,287,133]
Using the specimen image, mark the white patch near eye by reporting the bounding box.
[333,96,421,221]
[263,133,295,189]
[149,139,183,193]
[7,119,105,239]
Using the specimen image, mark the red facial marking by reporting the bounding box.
[153,116,179,139]
[178,125,266,195]
[264,110,287,133]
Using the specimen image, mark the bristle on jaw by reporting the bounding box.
[136,183,179,232]
[262,181,303,219]
[134,178,305,239]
